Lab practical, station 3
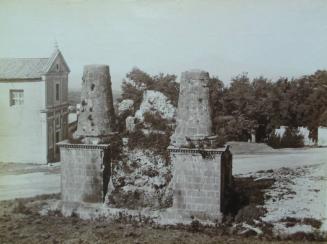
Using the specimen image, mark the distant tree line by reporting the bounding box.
[210,70,327,144]
[120,67,327,145]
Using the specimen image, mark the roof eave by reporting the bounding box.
[0,77,42,81]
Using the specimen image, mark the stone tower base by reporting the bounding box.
[57,140,111,210]
[169,146,232,222]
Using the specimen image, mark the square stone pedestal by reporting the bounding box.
[57,140,111,210]
[168,146,232,222]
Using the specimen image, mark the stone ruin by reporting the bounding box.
[170,70,213,147]
[74,65,116,144]
[58,65,116,211]
[57,66,232,223]
[168,70,232,222]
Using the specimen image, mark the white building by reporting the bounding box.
[0,48,70,164]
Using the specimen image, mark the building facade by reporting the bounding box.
[0,48,70,163]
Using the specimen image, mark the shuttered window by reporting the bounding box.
[10,89,24,106]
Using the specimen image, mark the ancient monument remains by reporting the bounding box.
[58,65,116,211]
[169,70,232,222]
[57,66,232,223]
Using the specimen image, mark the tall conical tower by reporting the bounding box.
[74,65,116,144]
[171,70,212,147]
[58,64,116,215]
[168,69,232,223]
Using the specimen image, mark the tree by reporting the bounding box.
[304,70,327,142]
[150,73,179,106]
[209,76,225,125]
[251,77,274,142]
[220,73,257,141]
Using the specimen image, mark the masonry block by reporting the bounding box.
[169,147,230,222]
[58,141,111,208]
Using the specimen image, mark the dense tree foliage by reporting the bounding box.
[120,67,327,145]
[210,70,327,143]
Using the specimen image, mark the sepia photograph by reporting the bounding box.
[0,0,326,243]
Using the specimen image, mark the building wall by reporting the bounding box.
[0,80,47,163]
[318,127,327,146]
[44,56,69,162]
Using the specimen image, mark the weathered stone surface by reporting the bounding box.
[58,141,110,206]
[169,147,224,221]
[169,69,233,222]
[118,99,134,115]
[134,90,176,121]
[171,70,212,147]
[74,65,116,144]
[126,116,136,132]
[58,64,119,214]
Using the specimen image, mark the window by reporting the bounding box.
[55,115,61,129]
[55,131,60,143]
[55,83,60,101]
[10,90,24,106]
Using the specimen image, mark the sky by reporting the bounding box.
[1,0,327,91]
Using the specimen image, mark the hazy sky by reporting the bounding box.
[1,0,327,90]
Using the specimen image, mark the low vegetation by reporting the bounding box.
[267,127,304,149]
[127,130,171,161]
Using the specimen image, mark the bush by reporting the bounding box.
[143,112,170,131]
[127,130,171,161]
[267,127,304,148]
[214,115,257,144]
[266,133,281,149]
[121,81,143,111]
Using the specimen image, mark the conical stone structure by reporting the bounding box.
[74,65,116,144]
[168,69,232,223]
[170,70,212,147]
[58,64,116,214]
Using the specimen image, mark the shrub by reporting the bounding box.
[127,130,171,161]
[266,133,282,149]
[267,127,304,148]
[143,112,170,131]
[214,115,257,144]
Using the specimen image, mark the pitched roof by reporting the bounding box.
[0,49,70,80]
[0,58,49,79]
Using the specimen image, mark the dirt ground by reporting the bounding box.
[1,147,326,243]
[0,193,324,243]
